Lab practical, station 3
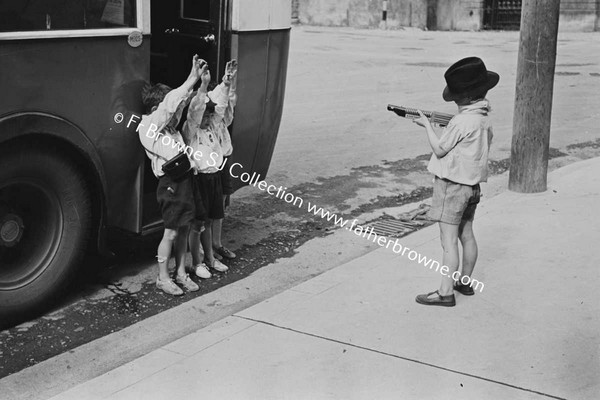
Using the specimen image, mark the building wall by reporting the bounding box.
[297,0,428,29]
[435,0,484,31]
[297,0,600,31]
[559,0,598,31]
[297,0,350,26]
[292,0,300,22]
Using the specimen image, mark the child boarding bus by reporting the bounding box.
[0,0,290,323]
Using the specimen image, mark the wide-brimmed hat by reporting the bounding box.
[442,57,499,102]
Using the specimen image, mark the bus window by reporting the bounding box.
[0,0,137,32]
[181,0,211,22]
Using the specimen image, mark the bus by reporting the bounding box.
[0,0,290,323]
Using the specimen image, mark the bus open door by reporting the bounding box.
[142,0,227,231]
[150,0,222,88]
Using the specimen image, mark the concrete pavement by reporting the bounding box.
[18,156,597,400]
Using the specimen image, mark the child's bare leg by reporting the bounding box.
[186,221,212,279]
[212,218,223,249]
[201,219,214,263]
[157,229,177,280]
[203,219,228,271]
[175,225,190,276]
[213,196,236,259]
[458,219,478,282]
[438,222,460,296]
[188,221,204,266]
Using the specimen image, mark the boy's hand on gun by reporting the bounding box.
[413,110,431,129]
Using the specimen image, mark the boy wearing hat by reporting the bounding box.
[413,57,499,307]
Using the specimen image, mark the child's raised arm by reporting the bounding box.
[214,60,238,127]
[186,65,211,126]
[224,60,237,126]
[210,83,230,121]
[228,60,238,93]
[142,55,204,135]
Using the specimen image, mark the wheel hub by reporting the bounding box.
[0,213,24,247]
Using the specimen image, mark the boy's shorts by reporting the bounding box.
[156,173,196,230]
[428,177,481,225]
[220,158,234,196]
[194,172,225,221]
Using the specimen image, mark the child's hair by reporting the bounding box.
[456,90,488,105]
[468,90,488,103]
[141,83,172,114]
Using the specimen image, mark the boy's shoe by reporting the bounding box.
[175,273,200,292]
[454,282,475,296]
[214,246,236,260]
[156,277,184,296]
[188,263,212,279]
[207,258,229,272]
[415,290,455,307]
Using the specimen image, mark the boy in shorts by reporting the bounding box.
[413,57,499,307]
[183,65,231,277]
[139,55,206,296]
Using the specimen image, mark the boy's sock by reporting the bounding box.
[454,281,475,295]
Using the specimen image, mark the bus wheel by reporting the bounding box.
[0,149,91,325]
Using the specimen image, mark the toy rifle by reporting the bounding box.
[387,104,454,127]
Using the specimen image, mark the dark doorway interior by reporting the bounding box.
[142,0,221,230]
[483,0,522,30]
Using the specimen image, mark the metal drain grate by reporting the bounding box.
[367,204,431,238]
[369,219,420,237]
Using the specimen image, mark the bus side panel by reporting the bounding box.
[0,38,150,233]
[229,28,290,188]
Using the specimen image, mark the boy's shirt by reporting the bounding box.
[208,83,236,157]
[138,86,193,178]
[210,83,237,157]
[183,89,225,173]
[427,99,494,186]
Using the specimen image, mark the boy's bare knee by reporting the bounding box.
[439,222,458,238]
[440,231,458,244]
[439,231,459,253]
[189,220,204,233]
[164,229,178,241]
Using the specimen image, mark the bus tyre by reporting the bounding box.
[0,149,91,326]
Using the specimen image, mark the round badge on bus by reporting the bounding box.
[128,31,143,48]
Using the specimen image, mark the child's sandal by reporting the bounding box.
[214,246,236,259]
